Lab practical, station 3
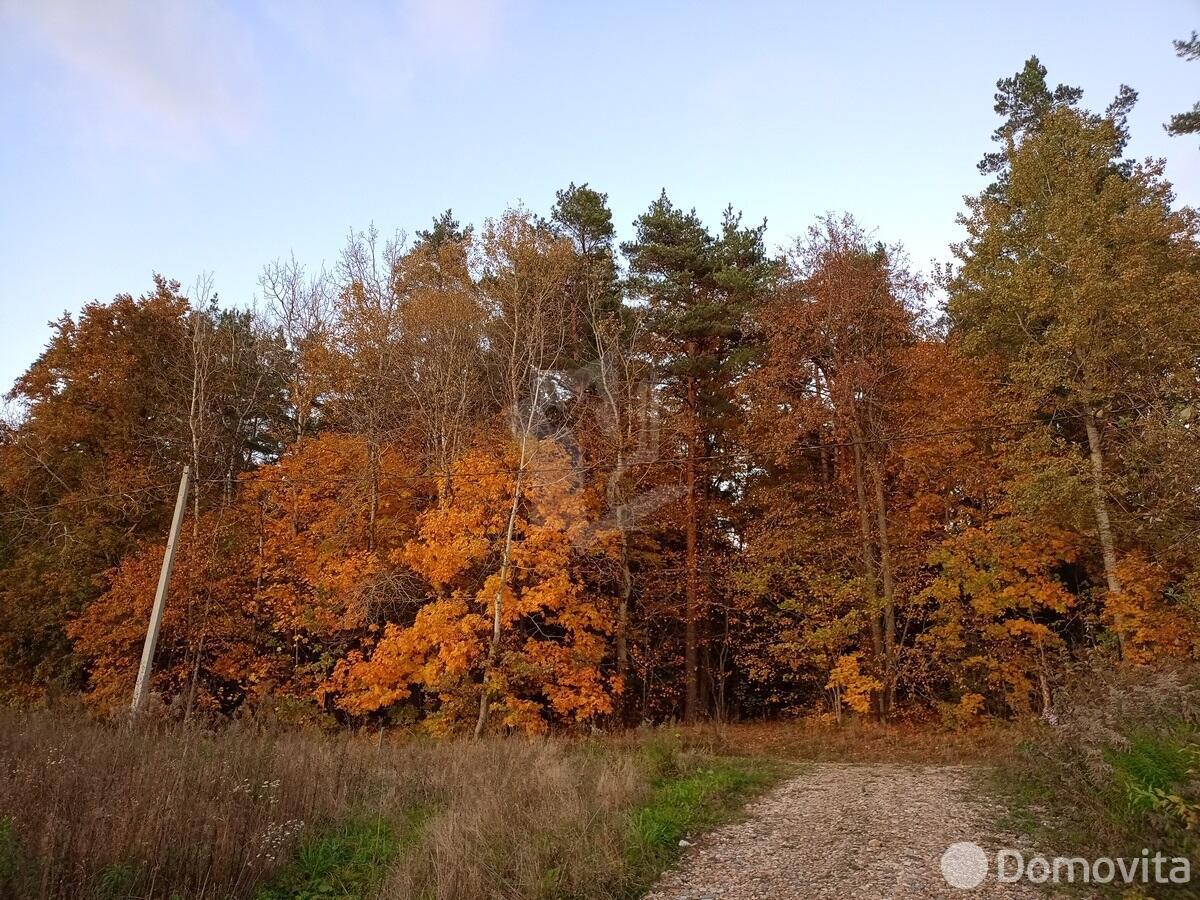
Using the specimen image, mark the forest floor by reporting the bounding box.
[644,762,1045,899]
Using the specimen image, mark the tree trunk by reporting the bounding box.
[183,628,207,723]
[851,440,883,674]
[869,455,897,719]
[1084,409,1122,595]
[616,513,631,681]
[189,330,200,536]
[367,440,380,553]
[812,366,834,485]
[683,371,700,723]
[474,462,524,738]
[1084,407,1124,657]
[1037,641,1053,716]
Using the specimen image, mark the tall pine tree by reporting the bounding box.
[622,192,771,720]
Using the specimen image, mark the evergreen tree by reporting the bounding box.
[415,209,473,252]
[1166,32,1200,143]
[551,183,622,365]
[978,55,1135,196]
[621,192,771,720]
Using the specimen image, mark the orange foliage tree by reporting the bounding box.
[68,511,278,716]
[240,431,422,701]
[918,519,1081,715]
[330,439,617,734]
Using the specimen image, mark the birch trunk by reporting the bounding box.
[1084,407,1124,657]
[1084,408,1123,596]
[474,463,524,738]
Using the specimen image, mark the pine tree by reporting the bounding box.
[1166,32,1200,143]
[621,192,771,720]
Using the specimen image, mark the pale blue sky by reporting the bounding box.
[2,1,1198,395]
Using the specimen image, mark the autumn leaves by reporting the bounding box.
[3,58,1199,732]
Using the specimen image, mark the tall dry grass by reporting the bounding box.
[378,739,641,899]
[0,707,419,898]
[1,709,717,900]
[995,661,1200,868]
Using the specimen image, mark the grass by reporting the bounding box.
[994,729,1200,898]
[0,817,27,889]
[1106,729,1199,816]
[370,734,785,899]
[0,709,786,900]
[623,749,786,892]
[257,816,419,899]
[704,717,1027,764]
[989,665,1200,897]
[0,707,414,899]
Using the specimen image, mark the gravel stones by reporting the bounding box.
[644,763,1046,899]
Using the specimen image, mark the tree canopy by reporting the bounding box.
[2,56,1197,730]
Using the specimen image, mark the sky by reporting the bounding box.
[1,0,1198,395]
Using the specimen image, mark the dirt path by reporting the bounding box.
[645,763,1044,899]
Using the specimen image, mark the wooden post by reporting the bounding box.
[131,465,191,713]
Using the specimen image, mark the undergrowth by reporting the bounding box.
[623,739,784,893]
[992,664,1200,897]
[0,709,785,900]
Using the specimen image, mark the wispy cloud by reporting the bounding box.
[1,0,509,157]
[263,0,508,106]
[1,0,262,154]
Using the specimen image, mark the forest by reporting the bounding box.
[2,56,1198,737]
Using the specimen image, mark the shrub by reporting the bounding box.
[995,660,1200,884]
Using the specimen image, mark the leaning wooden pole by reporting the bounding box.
[131,465,191,714]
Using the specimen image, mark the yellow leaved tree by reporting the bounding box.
[331,439,617,734]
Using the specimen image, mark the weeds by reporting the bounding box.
[623,753,782,891]
[257,817,410,899]
[992,663,1200,896]
[0,709,784,899]
[0,707,418,899]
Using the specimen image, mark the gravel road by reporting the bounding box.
[645,763,1045,899]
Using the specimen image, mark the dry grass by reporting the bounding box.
[992,663,1200,875]
[667,717,1029,764]
[378,739,641,899]
[0,705,1035,899]
[0,709,780,899]
[0,707,418,898]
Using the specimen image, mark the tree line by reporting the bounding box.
[1,57,1198,732]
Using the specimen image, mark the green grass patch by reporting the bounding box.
[621,743,788,894]
[0,818,22,883]
[1105,728,1199,817]
[256,810,426,900]
[93,863,139,900]
[990,724,1200,897]
[0,816,36,898]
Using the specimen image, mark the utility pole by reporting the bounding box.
[131,465,191,714]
